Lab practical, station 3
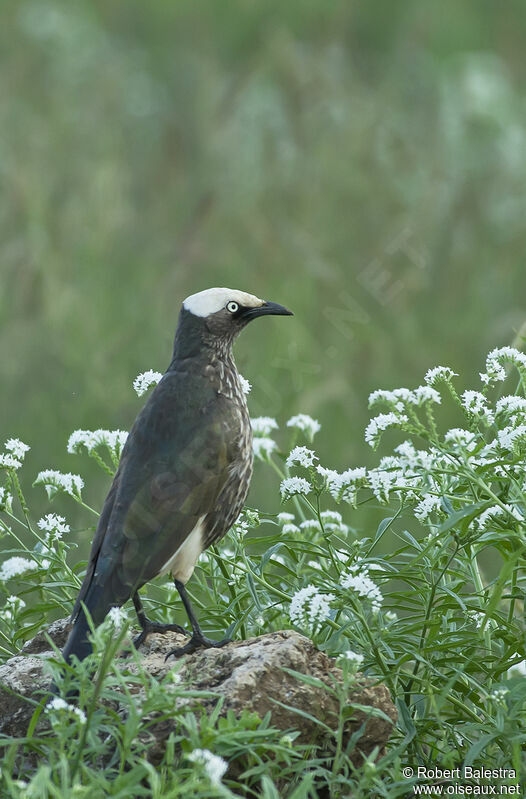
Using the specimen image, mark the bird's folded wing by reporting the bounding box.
[72,371,244,617]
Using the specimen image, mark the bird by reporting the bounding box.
[60,287,293,669]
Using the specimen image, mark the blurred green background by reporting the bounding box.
[2,0,526,538]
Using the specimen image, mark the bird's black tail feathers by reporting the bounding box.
[49,572,130,696]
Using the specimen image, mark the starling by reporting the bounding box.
[61,287,293,666]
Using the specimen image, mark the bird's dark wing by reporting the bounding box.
[72,369,246,621]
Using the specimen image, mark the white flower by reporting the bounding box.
[47,697,68,712]
[187,749,228,786]
[107,606,126,628]
[368,468,398,504]
[133,370,163,397]
[365,412,409,448]
[300,519,322,532]
[342,650,364,666]
[424,366,458,386]
[481,346,526,385]
[341,566,383,612]
[2,594,26,622]
[286,414,321,441]
[251,417,278,436]
[0,557,38,581]
[444,428,478,452]
[5,439,30,460]
[282,523,300,534]
[317,466,367,506]
[289,584,335,629]
[37,514,70,538]
[277,512,295,524]
[280,476,311,501]
[253,437,278,460]
[368,385,440,409]
[46,698,87,724]
[67,429,128,456]
[0,454,23,470]
[414,494,443,522]
[368,388,413,410]
[239,375,251,395]
[0,486,13,511]
[320,510,342,524]
[461,391,495,425]
[34,469,84,498]
[495,396,526,417]
[408,386,442,406]
[473,504,522,530]
[286,446,318,468]
[496,425,526,453]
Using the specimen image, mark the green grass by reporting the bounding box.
[0,345,524,797]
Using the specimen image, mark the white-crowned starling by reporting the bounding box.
[61,287,293,665]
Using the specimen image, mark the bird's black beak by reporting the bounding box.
[241,301,294,321]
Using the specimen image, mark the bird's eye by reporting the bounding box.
[226,301,239,314]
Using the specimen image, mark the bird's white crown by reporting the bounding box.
[183,287,264,317]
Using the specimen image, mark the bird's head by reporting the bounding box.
[177,288,293,352]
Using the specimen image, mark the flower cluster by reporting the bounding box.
[1,594,26,624]
[365,412,409,449]
[67,428,128,459]
[239,375,251,395]
[37,514,70,540]
[46,697,87,724]
[480,346,526,384]
[289,584,335,630]
[280,476,311,501]
[0,438,31,471]
[317,466,367,506]
[341,565,383,613]
[187,749,228,786]
[0,486,13,512]
[34,469,84,499]
[251,417,279,436]
[461,390,494,426]
[424,366,459,386]
[253,437,278,460]
[0,556,38,582]
[286,414,321,441]
[133,369,163,397]
[286,446,318,469]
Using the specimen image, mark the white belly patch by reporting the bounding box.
[159,515,206,583]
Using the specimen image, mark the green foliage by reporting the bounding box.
[1,345,525,796]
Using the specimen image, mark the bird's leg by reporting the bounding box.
[132,592,187,649]
[165,578,231,660]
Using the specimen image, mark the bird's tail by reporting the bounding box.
[61,571,130,665]
[61,606,95,665]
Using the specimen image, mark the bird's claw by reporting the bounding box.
[132,620,187,650]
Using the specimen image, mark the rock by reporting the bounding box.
[0,619,397,768]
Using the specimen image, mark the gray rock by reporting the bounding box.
[0,619,397,768]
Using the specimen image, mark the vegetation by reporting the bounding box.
[1,346,524,797]
[2,1,526,795]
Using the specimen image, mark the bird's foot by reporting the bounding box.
[133,618,187,650]
[165,632,231,660]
